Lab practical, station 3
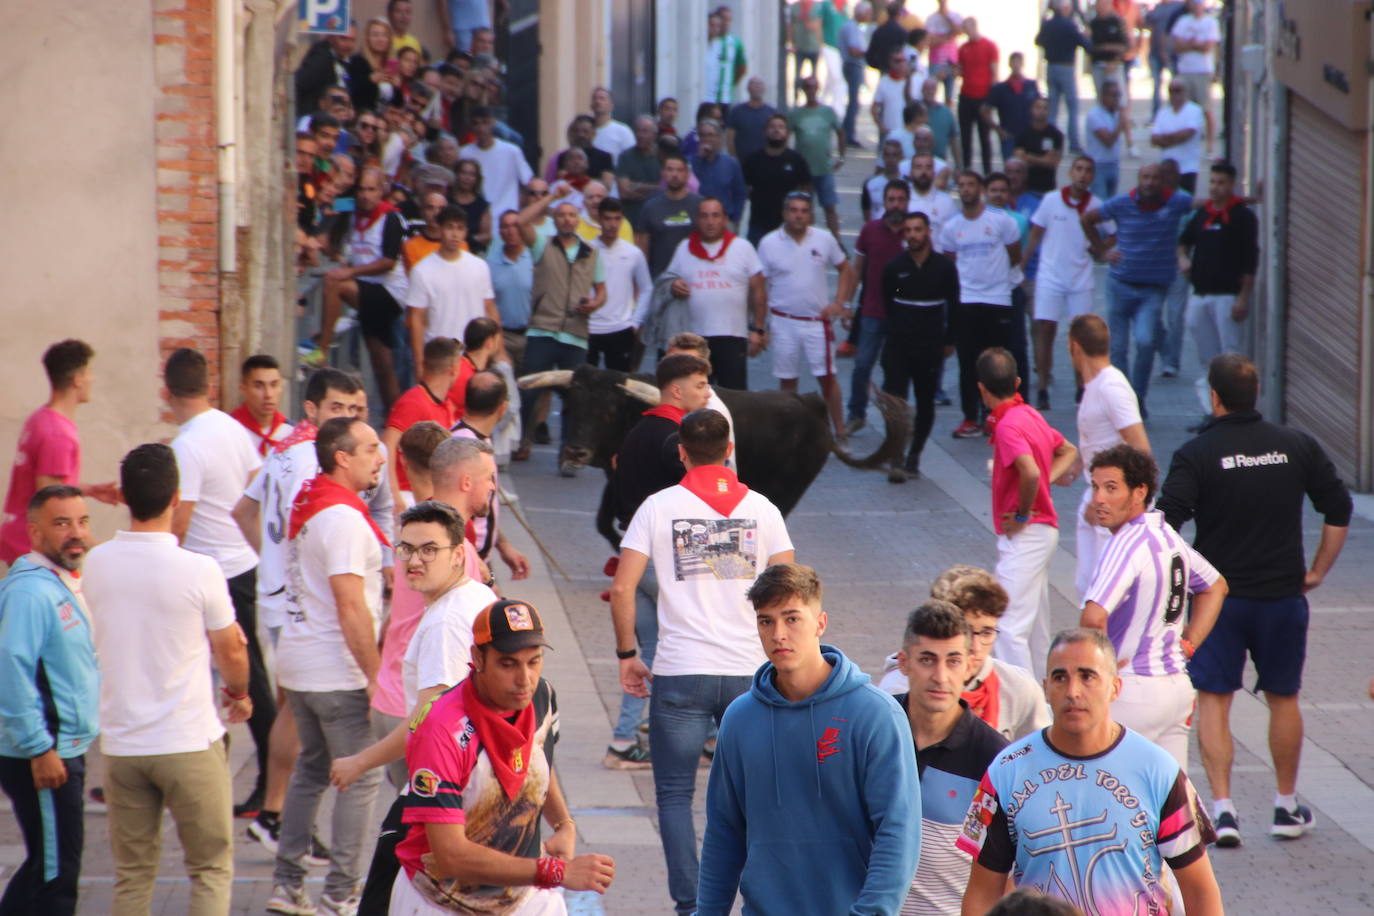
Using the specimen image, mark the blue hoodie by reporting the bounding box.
[697,645,921,916]
[0,557,100,759]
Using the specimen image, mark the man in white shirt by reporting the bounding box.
[590,197,652,371]
[939,172,1022,438]
[906,153,957,234]
[872,48,913,138]
[406,205,500,367]
[84,443,251,915]
[1169,0,1219,151]
[1150,80,1206,193]
[270,417,389,915]
[862,139,909,223]
[758,193,858,441]
[665,198,767,391]
[610,408,795,916]
[591,86,636,159]
[1066,315,1151,602]
[163,348,276,820]
[460,106,535,219]
[1021,156,1101,410]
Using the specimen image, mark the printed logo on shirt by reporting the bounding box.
[664,211,693,226]
[817,721,845,763]
[411,768,440,797]
[1219,451,1289,470]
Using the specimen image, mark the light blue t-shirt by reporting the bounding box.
[1084,105,1123,165]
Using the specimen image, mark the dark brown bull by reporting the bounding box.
[519,365,911,547]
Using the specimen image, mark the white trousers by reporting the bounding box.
[1112,671,1195,770]
[1074,487,1113,604]
[389,872,568,916]
[1187,292,1245,414]
[994,523,1059,680]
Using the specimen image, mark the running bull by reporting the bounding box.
[519,365,912,548]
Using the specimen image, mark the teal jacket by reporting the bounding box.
[0,557,99,758]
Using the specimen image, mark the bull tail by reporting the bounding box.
[830,387,912,470]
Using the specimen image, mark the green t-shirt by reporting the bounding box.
[788,105,840,176]
[819,1,847,48]
[791,4,822,54]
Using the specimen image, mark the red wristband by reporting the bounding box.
[220,686,249,701]
[1180,638,1197,660]
[534,856,566,889]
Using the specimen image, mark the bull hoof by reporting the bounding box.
[887,466,908,484]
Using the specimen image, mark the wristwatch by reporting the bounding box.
[616,648,638,660]
[1014,512,1030,524]
[748,325,765,334]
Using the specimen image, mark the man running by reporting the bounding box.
[958,628,1224,916]
[758,192,857,441]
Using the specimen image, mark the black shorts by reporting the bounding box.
[356,282,402,341]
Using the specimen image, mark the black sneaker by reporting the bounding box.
[602,743,652,770]
[306,833,331,867]
[234,785,265,819]
[1270,804,1316,839]
[1212,811,1241,848]
[534,422,551,445]
[1035,389,1051,411]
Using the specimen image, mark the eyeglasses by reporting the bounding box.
[395,542,458,562]
[971,627,1000,644]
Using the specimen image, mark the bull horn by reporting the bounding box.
[517,370,574,390]
[619,379,661,405]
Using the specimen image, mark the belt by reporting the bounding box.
[892,298,945,308]
[505,327,527,334]
[769,307,826,322]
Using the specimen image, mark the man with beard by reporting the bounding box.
[742,115,812,247]
[636,154,703,280]
[848,180,911,434]
[861,139,908,223]
[0,487,99,915]
[906,153,957,235]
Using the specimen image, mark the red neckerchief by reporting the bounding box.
[461,676,537,800]
[962,667,1002,729]
[1128,186,1173,213]
[275,419,317,454]
[230,404,289,456]
[288,474,390,547]
[642,404,687,423]
[1202,194,1244,229]
[680,464,750,517]
[887,68,905,80]
[1008,76,1025,94]
[567,174,591,190]
[687,231,736,261]
[1061,186,1092,216]
[984,393,1027,443]
[354,199,398,233]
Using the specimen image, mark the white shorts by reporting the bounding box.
[389,871,568,916]
[1112,671,1195,770]
[769,312,834,379]
[1033,284,1094,324]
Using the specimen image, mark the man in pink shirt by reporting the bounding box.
[979,347,1077,679]
[1,340,116,566]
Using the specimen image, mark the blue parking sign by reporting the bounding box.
[300,0,349,34]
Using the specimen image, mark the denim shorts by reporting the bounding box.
[1188,594,1309,696]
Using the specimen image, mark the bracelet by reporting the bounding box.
[550,817,575,833]
[534,856,566,889]
[1180,638,1197,659]
[748,325,765,334]
[220,686,249,701]
[616,647,637,660]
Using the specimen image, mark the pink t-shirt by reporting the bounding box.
[372,542,485,718]
[990,403,1064,535]
[1,407,81,564]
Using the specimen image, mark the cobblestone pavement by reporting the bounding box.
[6,85,1371,916]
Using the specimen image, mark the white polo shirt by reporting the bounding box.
[1170,14,1220,75]
[938,207,1021,306]
[171,408,262,579]
[407,249,496,342]
[665,235,763,339]
[757,226,846,318]
[590,236,652,334]
[279,503,384,692]
[1031,190,1102,294]
[85,531,236,756]
[401,578,498,710]
[1150,102,1206,175]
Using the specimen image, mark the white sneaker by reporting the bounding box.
[318,891,361,916]
[266,884,316,916]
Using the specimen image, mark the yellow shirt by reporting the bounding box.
[576,215,634,245]
[392,33,423,56]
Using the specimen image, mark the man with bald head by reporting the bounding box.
[577,181,634,243]
[726,77,776,163]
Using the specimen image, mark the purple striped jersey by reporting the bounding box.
[1085,511,1220,676]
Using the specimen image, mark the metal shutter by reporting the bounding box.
[1284,92,1365,484]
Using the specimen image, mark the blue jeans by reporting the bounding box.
[1107,276,1166,407]
[519,334,588,449]
[649,673,752,915]
[1091,161,1120,201]
[1046,63,1080,149]
[842,59,866,142]
[847,315,887,418]
[1156,271,1190,372]
[1149,53,1167,115]
[612,565,659,741]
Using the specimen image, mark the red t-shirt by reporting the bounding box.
[855,217,907,318]
[957,38,999,99]
[386,385,456,492]
[445,356,479,418]
[990,403,1064,534]
[1,407,81,564]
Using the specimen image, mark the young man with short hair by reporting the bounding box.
[742,115,813,247]
[452,373,529,582]
[232,354,292,456]
[85,444,252,915]
[0,486,99,915]
[894,600,1008,916]
[1081,444,1227,768]
[1,340,116,565]
[611,410,795,915]
[1011,98,1064,198]
[384,337,463,509]
[636,154,704,280]
[406,205,500,368]
[958,628,1224,916]
[460,107,535,218]
[696,562,921,916]
[664,334,736,471]
[589,197,652,372]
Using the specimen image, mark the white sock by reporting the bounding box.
[1275,793,1298,812]
[1213,798,1236,819]
[609,739,635,751]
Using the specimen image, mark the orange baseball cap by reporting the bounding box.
[472,599,553,653]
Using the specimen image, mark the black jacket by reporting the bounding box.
[866,19,909,71]
[613,415,685,528]
[295,40,348,115]
[1157,411,1353,599]
[880,249,960,344]
[1179,204,1259,295]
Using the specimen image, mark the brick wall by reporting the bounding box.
[153,0,221,404]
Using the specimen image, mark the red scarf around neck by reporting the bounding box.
[354,199,398,233]
[962,665,1002,729]
[288,474,390,547]
[1128,186,1173,213]
[230,404,289,456]
[1060,186,1092,216]
[642,404,687,424]
[984,393,1027,443]
[680,464,750,517]
[275,419,318,454]
[461,676,537,800]
[1202,194,1244,229]
[687,231,736,261]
